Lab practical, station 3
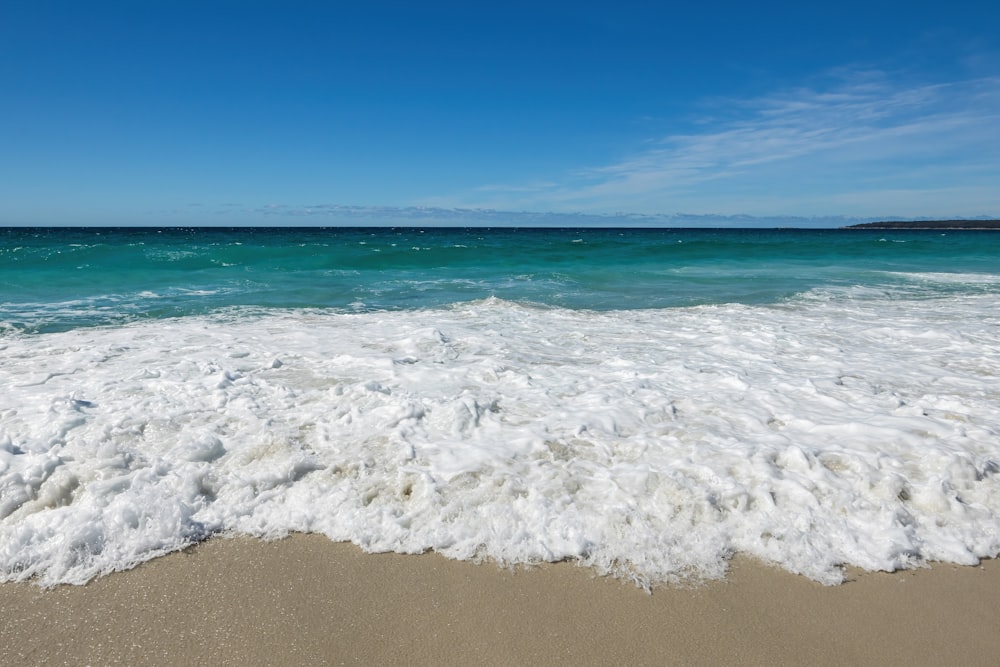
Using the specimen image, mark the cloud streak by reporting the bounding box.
[154,201,982,229]
[439,71,1000,217]
[146,70,1000,226]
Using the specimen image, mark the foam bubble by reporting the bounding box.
[1,295,999,586]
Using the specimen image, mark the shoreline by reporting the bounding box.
[3,535,999,665]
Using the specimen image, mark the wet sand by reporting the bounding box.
[2,534,999,665]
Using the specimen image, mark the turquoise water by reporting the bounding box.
[4,226,1000,586]
[3,227,999,333]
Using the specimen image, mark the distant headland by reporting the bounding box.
[845,220,1000,230]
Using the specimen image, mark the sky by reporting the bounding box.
[1,1,999,227]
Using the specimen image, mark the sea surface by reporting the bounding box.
[2,226,1000,586]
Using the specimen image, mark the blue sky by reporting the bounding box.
[2,1,999,226]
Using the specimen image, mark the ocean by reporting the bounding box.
[2,226,999,586]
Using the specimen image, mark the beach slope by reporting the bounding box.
[2,535,999,666]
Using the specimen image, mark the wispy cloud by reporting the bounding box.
[149,70,1000,226]
[434,70,1000,217]
[155,202,877,228]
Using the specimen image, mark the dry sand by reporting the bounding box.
[2,534,999,666]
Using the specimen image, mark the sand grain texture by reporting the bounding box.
[2,534,999,666]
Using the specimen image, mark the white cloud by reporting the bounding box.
[433,71,1000,217]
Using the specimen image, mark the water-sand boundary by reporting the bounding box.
[2,534,998,665]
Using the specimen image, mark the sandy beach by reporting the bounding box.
[1,534,998,666]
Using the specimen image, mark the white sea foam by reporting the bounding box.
[1,295,999,586]
[887,271,1000,285]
